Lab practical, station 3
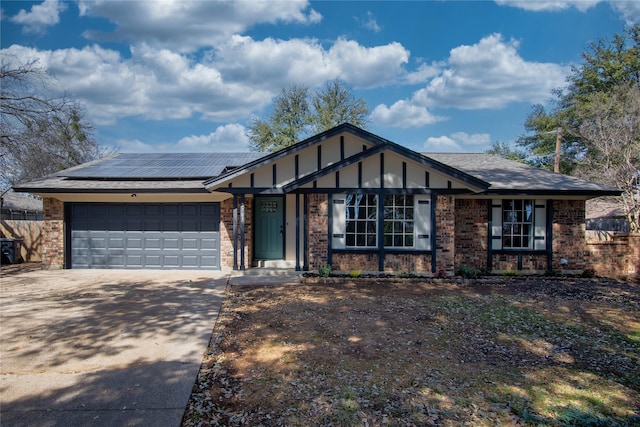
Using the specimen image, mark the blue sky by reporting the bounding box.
[2,1,638,154]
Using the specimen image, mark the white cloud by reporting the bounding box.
[372,33,567,129]
[610,1,640,25]
[450,132,491,146]
[176,124,250,152]
[496,0,639,23]
[2,30,411,126]
[371,100,446,128]
[494,0,600,12]
[78,0,322,53]
[357,11,382,33]
[10,0,67,33]
[2,44,273,125]
[115,124,250,153]
[414,33,568,110]
[404,62,442,85]
[114,138,155,153]
[424,135,460,151]
[213,36,410,89]
[424,132,492,152]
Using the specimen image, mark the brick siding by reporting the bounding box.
[435,195,455,273]
[586,232,640,281]
[307,193,452,274]
[552,199,587,271]
[220,197,253,269]
[454,198,488,270]
[308,194,329,270]
[42,197,64,269]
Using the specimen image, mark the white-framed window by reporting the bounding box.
[345,194,378,248]
[491,199,547,251]
[333,193,431,250]
[502,199,533,249]
[383,195,414,248]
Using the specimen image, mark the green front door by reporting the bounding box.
[254,196,284,259]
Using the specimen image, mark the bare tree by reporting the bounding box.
[1,54,111,187]
[574,83,640,231]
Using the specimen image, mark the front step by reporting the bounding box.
[253,260,297,269]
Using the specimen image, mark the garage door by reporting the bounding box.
[69,203,220,269]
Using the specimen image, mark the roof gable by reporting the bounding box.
[204,123,489,193]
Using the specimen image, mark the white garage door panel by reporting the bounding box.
[70,203,220,269]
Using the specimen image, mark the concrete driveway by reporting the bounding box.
[0,268,228,427]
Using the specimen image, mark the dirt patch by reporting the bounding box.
[183,278,640,426]
[0,262,43,276]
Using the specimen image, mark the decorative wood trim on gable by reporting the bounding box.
[204,123,491,192]
[281,143,387,192]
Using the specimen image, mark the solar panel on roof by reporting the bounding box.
[58,152,264,179]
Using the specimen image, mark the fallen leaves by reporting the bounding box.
[183,278,640,426]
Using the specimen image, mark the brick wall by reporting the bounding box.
[491,253,548,271]
[552,199,587,271]
[435,195,455,273]
[331,253,377,272]
[383,253,432,273]
[42,197,64,268]
[586,232,640,281]
[307,193,455,274]
[308,194,328,270]
[454,199,488,270]
[220,197,253,270]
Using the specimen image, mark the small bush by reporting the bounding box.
[318,264,332,277]
[455,264,482,278]
[399,271,418,278]
[349,270,361,278]
[581,268,596,278]
[503,270,518,277]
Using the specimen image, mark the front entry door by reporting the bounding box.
[254,196,284,259]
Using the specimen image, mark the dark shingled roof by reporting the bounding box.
[13,149,620,197]
[425,153,620,194]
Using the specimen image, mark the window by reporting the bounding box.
[345,194,377,247]
[383,195,414,248]
[502,199,533,249]
[333,193,430,251]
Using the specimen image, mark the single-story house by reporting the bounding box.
[13,123,620,274]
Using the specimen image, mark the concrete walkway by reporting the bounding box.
[227,268,302,286]
[0,269,228,427]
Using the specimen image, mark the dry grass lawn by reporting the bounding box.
[183,277,639,426]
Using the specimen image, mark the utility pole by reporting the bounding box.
[554,127,562,173]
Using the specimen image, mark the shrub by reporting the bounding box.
[349,270,361,278]
[318,264,332,277]
[581,268,596,278]
[455,264,482,278]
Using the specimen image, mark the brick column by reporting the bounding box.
[42,197,65,269]
[454,198,488,271]
[553,199,587,271]
[307,194,328,270]
[220,197,253,270]
[435,195,455,273]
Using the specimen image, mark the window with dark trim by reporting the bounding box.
[502,199,534,249]
[345,194,377,247]
[333,193,431,251]
[383,195,414,248]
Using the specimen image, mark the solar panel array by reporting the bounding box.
[59,153,264,179]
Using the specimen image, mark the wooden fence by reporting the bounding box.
[0,220,42,262]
